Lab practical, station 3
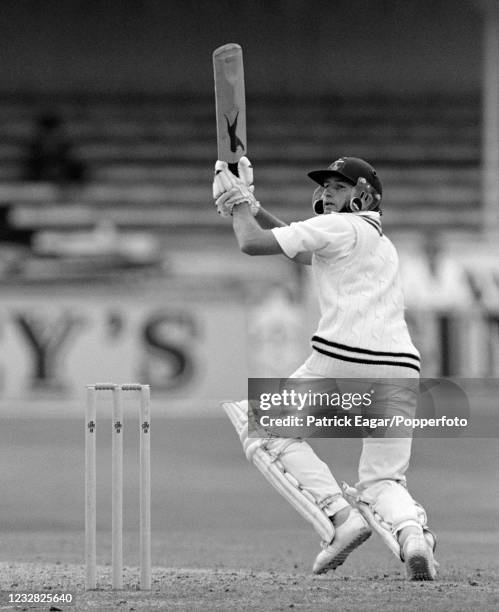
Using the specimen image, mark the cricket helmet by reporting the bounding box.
[308,157,382,214]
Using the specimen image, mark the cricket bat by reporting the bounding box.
[213,43,247,176]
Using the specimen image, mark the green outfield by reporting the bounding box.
[0,413,498,610]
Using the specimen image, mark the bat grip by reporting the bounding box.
[228,162,239,177]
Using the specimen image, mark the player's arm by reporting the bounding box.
[232,203,282,255]
[232,204,312,264]
[254,206,287,229]
[254,207,312,264]
[214,162,312,263]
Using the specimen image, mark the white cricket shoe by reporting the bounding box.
[402,533,437,581]
[312,508,372,574]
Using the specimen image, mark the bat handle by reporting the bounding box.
[228,162,239,177]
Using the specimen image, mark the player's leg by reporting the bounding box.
[224,398,372,573]
[285,361,372,574]
[260,428,372,575]
[224,357,372,572]
[223,399,342,543]
[286,360,372,574]
[281,360,351,525]
[349,435,437,580]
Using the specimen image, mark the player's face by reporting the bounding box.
[321,178,353,213]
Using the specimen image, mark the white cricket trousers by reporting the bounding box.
[265,351,420,520]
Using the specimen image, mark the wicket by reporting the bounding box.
[85,383,151,590]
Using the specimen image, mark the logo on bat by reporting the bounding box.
[225,112,245,152]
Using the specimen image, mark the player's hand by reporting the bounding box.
[212,157,254,198]
[213,162,236,217]
[349,177,381,212]
[213,160,230,199]
[237,156,254,192]
[213,158,259,216]
[215,184,260,217]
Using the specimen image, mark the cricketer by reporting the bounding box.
[213,156,437,580]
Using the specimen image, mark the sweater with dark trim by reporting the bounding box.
[271,211,420,370]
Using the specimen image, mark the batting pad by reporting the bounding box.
[223,401,335,544]
[342,482,436,561]
[342,482,401,559]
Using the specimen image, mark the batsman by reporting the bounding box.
[213,154,438,580]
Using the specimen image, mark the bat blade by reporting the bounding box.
[213,43,247,175]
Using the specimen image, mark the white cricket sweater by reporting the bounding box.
[271,211,420,373]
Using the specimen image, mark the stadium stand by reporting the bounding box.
[0,95,482,235]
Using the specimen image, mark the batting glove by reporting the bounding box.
[215,185,260,217]
[237,156,254,192]
[212,157,259,217]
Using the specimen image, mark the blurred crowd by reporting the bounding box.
[0,108,498,378]
[24,111,86,185]
[398,231,499,315]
